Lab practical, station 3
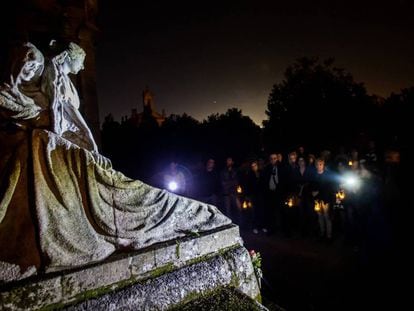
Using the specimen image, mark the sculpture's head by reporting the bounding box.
[66,42,86,74]
[53,42,86,75]
[9,42,44,84]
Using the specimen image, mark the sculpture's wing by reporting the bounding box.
[0,88,42,120]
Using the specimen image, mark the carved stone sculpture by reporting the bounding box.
[0,43,44,122]
[0,42,231,281]
[42,42,99,152]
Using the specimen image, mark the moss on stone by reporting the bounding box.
[217,244,239,259]
[149,263,175,279]
[185,252,212,266]
[255,292,262,304]
[4,245,253,310]
[40,275,139,310]
[229,270,240,287]
[182,244,240,268]
[42,263,180,309]
[175,240,181,259]
[188,231,200,237]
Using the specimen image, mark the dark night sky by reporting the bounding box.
[96,0,414,125]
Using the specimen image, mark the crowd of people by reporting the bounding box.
[159,142,399,258]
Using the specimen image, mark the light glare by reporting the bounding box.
[168,181,178,191]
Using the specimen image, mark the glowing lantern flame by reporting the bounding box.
[286,198,294,208]
[242,201,248,209]
[314,200,321,212]
[237,185,243,194]
[336,190,346,201]
[348,160,353,166]
[248,201,253,208]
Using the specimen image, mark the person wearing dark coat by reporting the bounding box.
[293,156,315,236]
[311,158,334,240]
[195,158,220,206]
[244,161,266,233]
[262,153,287,234]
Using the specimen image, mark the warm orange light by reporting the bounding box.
[237,185,243,194]
[242,201,248,209]
[336,190,346,201]
[247,201,253,208]
[286,198,294,208]
[314,201,321,212]
[348,161,353,166]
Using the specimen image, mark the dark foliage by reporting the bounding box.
[263,57,377,151]
[101,108,261,183]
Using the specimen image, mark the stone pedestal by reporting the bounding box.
[0,225,264,310]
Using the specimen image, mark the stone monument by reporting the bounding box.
[1,0,101,146]
[0,42,264,310]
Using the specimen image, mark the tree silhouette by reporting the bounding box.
[382,87,413,148]
[161,113,202,160]
[202,108,261,163]
[264,57,375,151]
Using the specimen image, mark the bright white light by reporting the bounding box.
[168,181,178,191]
[343,174,361,189]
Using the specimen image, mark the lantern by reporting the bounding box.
[336,190,345,201]
[237,185,243,194]
[285,197,294,208]
[242,200,252,209]
[314,200,321,212]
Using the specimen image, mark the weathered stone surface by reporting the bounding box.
[0,263,36,284]
[0,42,261,311]
[61,256,132,302]
[168,286,268,311]
[0,225,249,310]
[225,246,261,300]
[63,246,259,311]
[179,225,242,262]
[130,249,156,277]
[1,42,231,277]
[0,276,62,310]
[155,243,180,268]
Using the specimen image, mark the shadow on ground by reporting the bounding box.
[241,230,399,311]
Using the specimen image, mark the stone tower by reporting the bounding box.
[143,86,155,111]
[139,86,165,127]
[1,0,101,145]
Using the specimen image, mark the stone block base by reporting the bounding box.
[1,225,263,310]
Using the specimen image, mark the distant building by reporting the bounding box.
[125,87,166,128]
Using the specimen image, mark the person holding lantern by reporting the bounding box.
[293,156,315,237]
[245,160,266,234]
[311,158,335,242]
